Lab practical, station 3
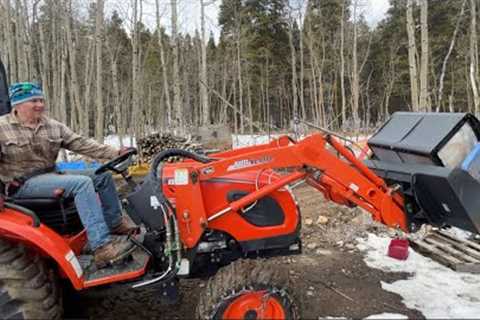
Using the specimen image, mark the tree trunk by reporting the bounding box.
[171,0,182,132]
[94,0,105,142]
[38,21,50,109]
[82,37,95,136]
[200,0,209,125]
[406,0,420,111]
[132,0,141,138]
[15,0,29,81]
[470,0,480,115]
[351,0,360,130]
[5,0,17,83]
[155,0,171,127]
[340,0,347,128]
[64,0,81,131]
[419,0,429,111]
[288,18,298,121]
[437,0,467,111]
[236,30,244,134]
[299,6,305,121]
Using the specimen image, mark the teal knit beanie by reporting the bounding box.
[8,82,44,107]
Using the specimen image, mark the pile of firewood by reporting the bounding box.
[137,133,205,163]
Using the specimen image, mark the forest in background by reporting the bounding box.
[1,0,479,142]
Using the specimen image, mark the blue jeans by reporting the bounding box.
[14,169,122,250]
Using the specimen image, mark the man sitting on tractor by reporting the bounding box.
[0,82,137,268]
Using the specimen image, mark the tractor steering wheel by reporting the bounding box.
[95,148,138,175]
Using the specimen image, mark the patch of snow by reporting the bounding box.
[357,233,480,319]
[104,135,136,148]
[444,226,473,241]
[232,134,285,148]
[364,313,407,319]
[232,133,371,151]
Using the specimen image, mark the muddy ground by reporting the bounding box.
[65,185,424,319]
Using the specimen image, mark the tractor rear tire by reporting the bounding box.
[196,259,299,320]
[0,238,62,319]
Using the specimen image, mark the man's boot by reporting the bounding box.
[94,236,135,268]
[111,215,138,235]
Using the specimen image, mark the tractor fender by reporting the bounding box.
[0,208,84,290]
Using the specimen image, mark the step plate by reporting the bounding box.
[80,249,150,288]
[411,229,480,273]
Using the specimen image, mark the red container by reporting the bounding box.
[388,238,410,260]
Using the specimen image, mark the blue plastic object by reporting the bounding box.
[461,143,480,181]
[56,160,101,171]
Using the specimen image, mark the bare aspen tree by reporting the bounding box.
[38,20,50,108]
[156,0,172,126]
[83,36,95,135]
[21,0,34,80]
[247,76,253,134]
[0,3,7,69]
[305,14,320,125]
[94,0,104,141]
[59,36,67,124]
[5,0,17,82]
[351,0,360,129]
[15,0,29,80]
[340,0,346,127]
[200,0,211,125]
[106,40,123,146]
[437,0,467,111]
[299,1,306,120]
[470,0,480,115]
[236,15,244,133]
[406,0,419,111]
[132,0,141,137]
[64,0,81,131]
[419,0,429,111]
[383,45,400,118]
[287,9,298,120]
[51,2,61,118]
[171,0,182,132]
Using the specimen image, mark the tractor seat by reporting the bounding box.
[9,193,83,235]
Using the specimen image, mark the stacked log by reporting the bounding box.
[137,133,205,163]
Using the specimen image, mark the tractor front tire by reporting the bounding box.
[0,239,62,319]
[197,259,299,320]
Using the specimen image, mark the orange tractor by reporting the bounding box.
[1,58,480,319]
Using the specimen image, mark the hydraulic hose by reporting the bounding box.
[149,148,213,182]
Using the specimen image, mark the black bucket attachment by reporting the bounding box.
[368,112,480,168]
[367,112,480,234]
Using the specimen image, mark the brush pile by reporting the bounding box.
[137,133,205,163]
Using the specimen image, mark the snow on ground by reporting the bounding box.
[322,312,407,319]
[364,313,408,319]
[357,233,480,318]
[447,226,473,241]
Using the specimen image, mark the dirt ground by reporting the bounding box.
[65,185,424,319]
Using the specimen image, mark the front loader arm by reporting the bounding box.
[194,133,408,231]
[170,133,408,249]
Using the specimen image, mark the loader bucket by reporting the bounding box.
[367,112,480,234]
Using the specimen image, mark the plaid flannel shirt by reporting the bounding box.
[0,113,118,183]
